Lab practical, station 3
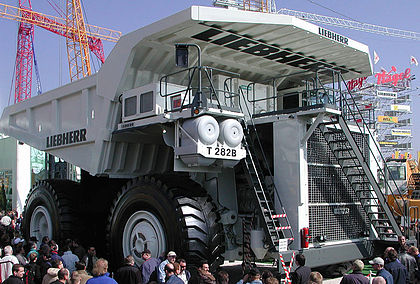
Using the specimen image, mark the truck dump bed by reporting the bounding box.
[0,6,372,177]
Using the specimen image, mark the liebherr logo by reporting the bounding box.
[46,128,87,148]
[191,25,357,74]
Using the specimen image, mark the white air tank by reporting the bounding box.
[218,119,243,147]
[181,115,219,146]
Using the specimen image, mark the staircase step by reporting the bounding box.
[329,139,350,144]
[321,121,339,126]
[371,218,390,222]
[333,148,354,153]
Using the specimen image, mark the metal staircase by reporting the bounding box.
[232,84,293,249]
[241,121,294,248]
[313,70,406,240]
[319,116,402,239]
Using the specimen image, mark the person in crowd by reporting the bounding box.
[291,254,311,284]
[71,240,86,262]
[114,255,142,284]
[236,268,262,284]
[398,236,407,253]
[42,259,63,284]
[398,245,416,283]
[74,261,92,284]
[50,268,70,284]
[373,277,387,284]
[70,272,82,284]
[61,244,79,274]
[408,246,420,269]
[48,241,65,267]
[196,261,216,284]
[173,262,181,276]
[51,268,70,284]
[85,258,117,284]
[165,263,184,284]
[308,272,323,284]
[216,270,229,284]
[40,237,50,250]
[37,246,52,279]
[261,271,273,284]
[1,245,20,281]
[25,252,42,284]
[158,251,177,284]
[14,242,27,266]
[177,259,191,284]
[265,277,278,284]
[26,241,39,259]
[340,259,368,284]
[385,248,408,284]
[82,247,98,275]
[140,249,161,284]
[370,257,394,284]
[2,263,25,284]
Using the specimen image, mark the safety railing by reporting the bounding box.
[159,66,241,113]
[314,69,407,222]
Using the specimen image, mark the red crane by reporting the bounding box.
[1,0,121,103]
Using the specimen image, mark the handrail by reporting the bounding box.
[237,87,294,242]
[317,69,407,218]
[159,65,240,113]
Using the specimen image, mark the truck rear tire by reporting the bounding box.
[22,180,80,243]
[106,176,225,270]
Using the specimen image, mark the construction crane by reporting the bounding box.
[213,1,419,41]
[0,1,121,103]
[277,8,420,41]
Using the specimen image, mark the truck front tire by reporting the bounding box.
[106,176,225,270]
[22,180,80,243]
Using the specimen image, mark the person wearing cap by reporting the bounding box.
[158,251,177,284]
[370,257,393,284]
[291,254,311,284]
[141,249,161,284]
[340,259,368,284]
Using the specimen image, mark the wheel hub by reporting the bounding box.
[123,210,166,265]
[30,205,53,244]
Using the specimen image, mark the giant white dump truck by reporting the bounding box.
[0,5,407,270]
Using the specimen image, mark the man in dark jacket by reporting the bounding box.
[370,257,393,284]
[384,248,408,284]
[3,264,25,284]
[140,249,161,284]
[340,259,368,284]
[114,255,142,284]
[291,254,311,284]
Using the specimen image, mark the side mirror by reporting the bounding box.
[175,45,189,67]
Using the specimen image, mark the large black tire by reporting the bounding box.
[106,176,225,271]
[22,180,81,243]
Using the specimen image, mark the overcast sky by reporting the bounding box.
[0,0,418,155]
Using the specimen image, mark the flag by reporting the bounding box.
[374,50,380,64]
[410,56,418,66]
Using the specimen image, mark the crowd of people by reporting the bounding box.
[2,209,420,284]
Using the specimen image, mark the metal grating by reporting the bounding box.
[307,128,369,164]
[307,128,370,242]
[308,165,359,203]
[309,204,369,242]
